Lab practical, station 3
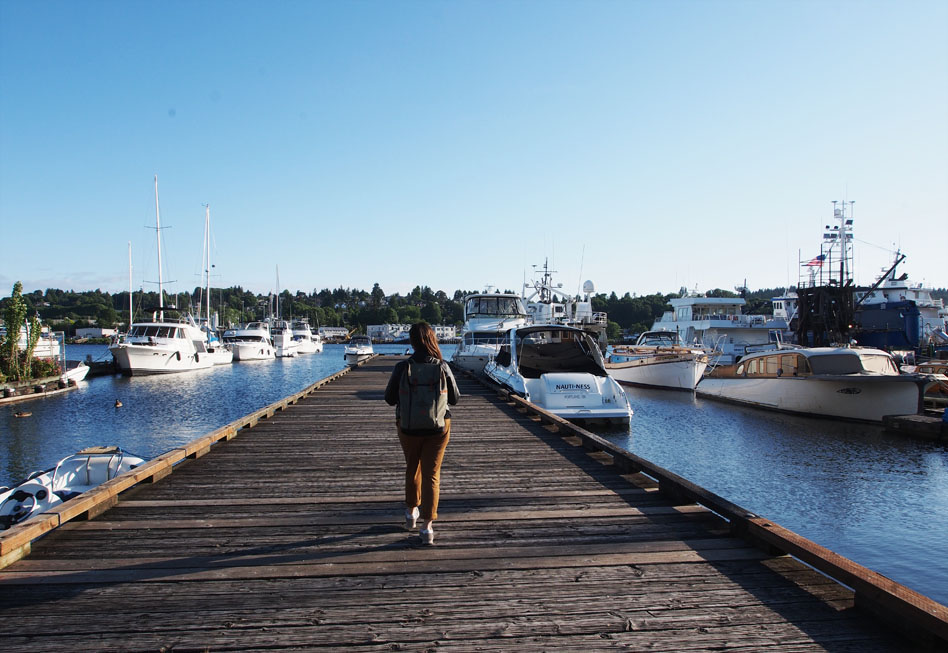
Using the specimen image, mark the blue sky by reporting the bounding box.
[2,1,946,300]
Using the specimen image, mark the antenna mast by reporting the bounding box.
[155,175,164,321]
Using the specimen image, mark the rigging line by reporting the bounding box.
[853,237,901,255]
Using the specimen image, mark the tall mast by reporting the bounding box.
[128,241,133,328]
[155,175,164,320]
[205,204,211,327]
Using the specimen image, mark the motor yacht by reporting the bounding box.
[270,319,299,358]
[451,292,529,374]
[651,290,790,365]
[606,331,709,390]
[109,312,215,375]
[344,335,374,364]
[291,319,323,354]
[222,322,275,361]
[697,346,945,422]
[484,325,632,424]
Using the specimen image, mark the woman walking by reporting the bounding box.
[384,322,460,545]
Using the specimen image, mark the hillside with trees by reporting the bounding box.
[2,283,946,342]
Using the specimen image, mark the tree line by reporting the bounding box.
[3,282,946,341]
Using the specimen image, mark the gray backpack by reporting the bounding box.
[398,360,448,433]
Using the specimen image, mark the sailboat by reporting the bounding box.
[109,176,215,375]
[197,204,233,365]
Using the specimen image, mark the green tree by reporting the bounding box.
[420,302,442,324]
[2,282,28,380]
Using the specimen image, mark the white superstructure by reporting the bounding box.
[652,290,789,365]
[451,292,529,374]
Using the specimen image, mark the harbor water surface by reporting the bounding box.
[2,344,946,607]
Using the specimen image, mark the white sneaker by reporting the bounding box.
[420,525,435,545]
[404,507,420,530]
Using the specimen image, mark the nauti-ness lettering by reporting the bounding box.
[554,383,592,392]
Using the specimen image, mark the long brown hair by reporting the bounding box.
[409,322,442,360]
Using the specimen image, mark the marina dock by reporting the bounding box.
[1,356,945,650]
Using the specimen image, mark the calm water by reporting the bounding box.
[2,343,946,606]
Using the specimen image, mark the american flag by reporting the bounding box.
[804,254,825,267]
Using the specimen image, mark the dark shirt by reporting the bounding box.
[384,353,460,422]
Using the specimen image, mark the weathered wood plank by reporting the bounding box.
[0,357,924,650]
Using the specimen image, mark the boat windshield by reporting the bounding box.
[515,329,607,379]
[637,332,679,346]
[350,337,371,346]
[466,296,526,318]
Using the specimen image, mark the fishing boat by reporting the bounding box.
[0,447,144,530]
[451,292,529,374]
[344,335,374,364]
[606,331,709,390]
[483,325,632,424]
[223,322,275,361]
[696,346,946,422]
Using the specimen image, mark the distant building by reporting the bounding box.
[75,327,117,339]
[318,326,350,341]
[368,324,456,342]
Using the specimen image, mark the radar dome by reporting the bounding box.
[582,280,595,294]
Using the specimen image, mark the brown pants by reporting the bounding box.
[397,418,451,521]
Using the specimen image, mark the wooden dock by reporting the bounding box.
[1,356,945,651]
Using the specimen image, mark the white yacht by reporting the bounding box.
[451,292,529,374]
[291,319,323,354]
[223,322,275,361]
[484,325,632,424]
[697,346,945,422]
[109,176,217,376]
[522,261,609,350]
[344,335,374,364]
[201,326,234,365]
[651,289,790,366]
[110,312,215,375]
[270,319,299,358]
[606,331,709,391]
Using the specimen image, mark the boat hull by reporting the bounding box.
[109,344,214,375]
[606,356,707,390]
[696,375,926,422]
[231,342,275,361]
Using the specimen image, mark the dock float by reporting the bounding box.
[0,356,945,650]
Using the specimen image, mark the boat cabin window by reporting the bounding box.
[807,354,864,375]
[466,296,526,317]
[465,331,504,345]
[514,329,607,379]
[494,345,511,367]
[744,353,810,377]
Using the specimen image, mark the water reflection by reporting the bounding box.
[594,385,948,607]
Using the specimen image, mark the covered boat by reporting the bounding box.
[484,325,632,424]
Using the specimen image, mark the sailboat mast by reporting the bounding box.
[205,204,211,327]
[128,241,133,328]
[154,175,164,321]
